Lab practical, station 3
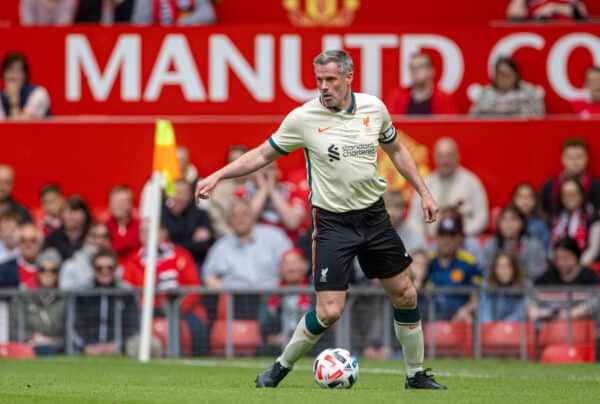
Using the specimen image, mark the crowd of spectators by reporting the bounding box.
[0,135,598,358]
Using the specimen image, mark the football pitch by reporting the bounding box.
[1,357,599,403]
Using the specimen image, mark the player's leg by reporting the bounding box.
[379,269,446,389]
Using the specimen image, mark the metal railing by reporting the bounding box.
[0,285,597,360]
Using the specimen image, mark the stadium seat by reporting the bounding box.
[540,345,596,364]
[480,321,535,359]
[210,320,262,357]
[0,342,35,358]
[152,318,193,357]
[538,320,596,348]
[424,321,473,357]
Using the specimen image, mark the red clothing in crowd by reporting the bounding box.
[105,216,141,259]
[122,242,206,321]
[570,99,600,116]
[385,87,459,115]
[18,258,38,289]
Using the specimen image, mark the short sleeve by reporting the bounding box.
[378,101,397,144]
[268,108,305,155]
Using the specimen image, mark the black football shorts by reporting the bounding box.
[311,198,413,291]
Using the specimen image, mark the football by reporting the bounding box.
[313,348,359,389]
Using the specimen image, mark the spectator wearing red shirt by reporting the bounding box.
[17,223,44,288]
[105,186,140,260]
[122,220,209,355]
[385,53,459,116]
[38,184,64,237]
[507,0,588,21]
[571,66,600,117]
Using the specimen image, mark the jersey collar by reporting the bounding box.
[319,91,356,114]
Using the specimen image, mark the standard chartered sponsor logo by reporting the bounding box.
[342,143,377,158]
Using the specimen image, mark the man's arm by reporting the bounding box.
[196,140,280,202]
[380,137,438,223]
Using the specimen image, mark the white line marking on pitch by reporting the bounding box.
[160,359,600,382]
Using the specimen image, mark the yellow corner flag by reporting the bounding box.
[153,120,181,197]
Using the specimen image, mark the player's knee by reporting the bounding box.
[317,302,344,326]
[392,285,417,309]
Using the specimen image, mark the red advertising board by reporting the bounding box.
[3,117,600,210]
[0,25,599,116]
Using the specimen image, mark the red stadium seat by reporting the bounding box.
[540,345,596,364]
[538,320,596,348]
[0,342,35,358]
[152,318,193,357]
[424,321,473,357]
[480,321,535,359]
[210,320,262,357]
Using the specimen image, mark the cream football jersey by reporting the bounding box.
[269,92,397,213]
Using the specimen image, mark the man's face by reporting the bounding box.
[434,140,459,177]
[41,190,64,218]
[176,147,190,171]
[229,203,254,237]
[87,224,112,250]
[0,167,14,202]
[170,182,192,214]
[93,255,117,286]
[19,225,42,262]
[0,218,19,249]
[586,71,600,102]
[437,233,461,257]
[280,253,308,284]
[554,248,579,278]
[315,62,353,109]
[109,190,132,220]
[409,56,434,87]
[139,220,167,245]
[561,146,588,176]
[63,207,86,232]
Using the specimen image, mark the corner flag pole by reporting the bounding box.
[138,171,162,362]
[138,120,181,363]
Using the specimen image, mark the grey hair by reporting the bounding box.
[313,50,354,74]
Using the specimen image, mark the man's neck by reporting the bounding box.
[439,253,455,267]
[335,89,353,112]
[237,233,252,245]
[116,214,130,226]
[560,267,581,283]
[411,82,433,102]
[64,227,82,241]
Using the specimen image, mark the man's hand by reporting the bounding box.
[421,192,438,223]
[195,173,221,203]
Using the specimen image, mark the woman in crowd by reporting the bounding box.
[470,56,544,117]
[551,177,600,265]
[511,183,550,252]
[480,205,547,279]
[479,252,528,323]
[0,52,50,120]
[12,248,66,355]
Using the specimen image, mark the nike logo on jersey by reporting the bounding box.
[317,126,332,133]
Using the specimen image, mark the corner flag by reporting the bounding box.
[153,120,181,197]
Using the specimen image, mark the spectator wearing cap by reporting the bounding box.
[60,222,113,290]
[528,237,599,322]
[105,186,140,260]
[0,53,50,120]
[571,66,600,116]
[11,248,66,355]
[162,179,213,267]
[384,190,426,254]
[407,137,489,237]
[20,0,77,25]
[428,216,482,322]
[74,249,139,356]
[385,53,459,116]
[257,248,312,356]
[0,165,31,224]
[540,137,600,217]
[470,56,544,117]
[38,184,64,237]
[480,205,547,280]
[45,195,92,260]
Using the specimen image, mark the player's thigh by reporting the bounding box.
[357,224,412,281]
[315,290,347,326]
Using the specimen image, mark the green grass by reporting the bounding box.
[0,357,599,403]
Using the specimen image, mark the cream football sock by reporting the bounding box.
[393,307,424,378]
[277,310,328,369]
